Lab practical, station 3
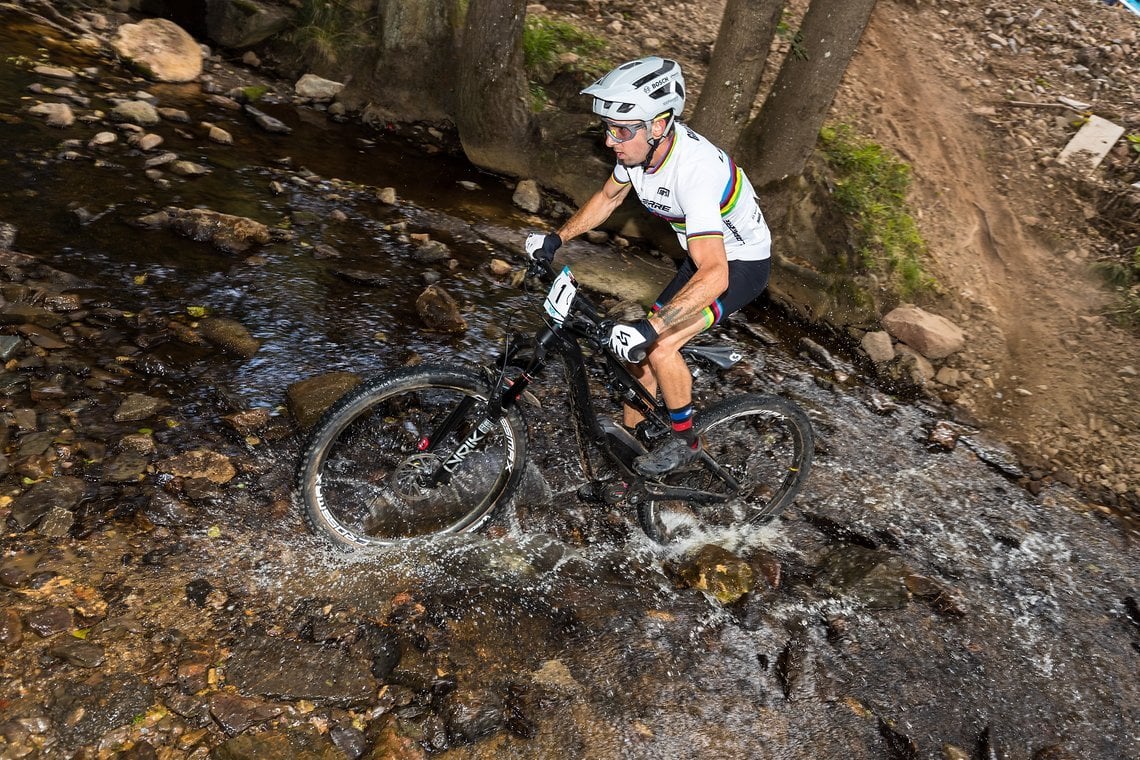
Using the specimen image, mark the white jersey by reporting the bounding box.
[612,123,771,261]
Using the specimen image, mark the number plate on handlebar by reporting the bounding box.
[544,266,577,325]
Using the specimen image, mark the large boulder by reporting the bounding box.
[881,305,965,360]
[110,19,202,83]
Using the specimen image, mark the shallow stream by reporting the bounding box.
[1,11,1137,759]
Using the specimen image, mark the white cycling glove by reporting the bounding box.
[524,233,562,264]
[608,319,658,362]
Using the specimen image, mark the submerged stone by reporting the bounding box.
[675,544,754,604]
[225,635,376,707]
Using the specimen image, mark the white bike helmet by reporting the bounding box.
[581,57,686,123]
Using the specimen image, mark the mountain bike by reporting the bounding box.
[295,258,813,548]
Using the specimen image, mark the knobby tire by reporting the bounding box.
[295,366,527,548]
[638,394,813,543]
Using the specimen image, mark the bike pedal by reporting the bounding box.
[577,480,630,506]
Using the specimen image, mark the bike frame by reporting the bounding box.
[426,265,740,504]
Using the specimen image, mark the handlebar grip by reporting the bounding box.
[528,258,556,282]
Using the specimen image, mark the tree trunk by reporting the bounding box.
[454,0,534,177]
[688,0,784,153]
[737,0,877,190]
[349,0,457,123]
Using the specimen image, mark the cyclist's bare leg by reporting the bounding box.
[622,316,707,428]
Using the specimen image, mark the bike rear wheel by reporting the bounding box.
[296,366,528,548]
[638,394,813,543]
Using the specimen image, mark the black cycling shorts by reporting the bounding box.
[651,256,771,330]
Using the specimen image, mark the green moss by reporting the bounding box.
[819,123,934,299]
[522,16,607,79]
[1093,247,1140,329]
[232,0,262,16]
[241,85,269,102]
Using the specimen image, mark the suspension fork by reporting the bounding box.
[422,327,558,487]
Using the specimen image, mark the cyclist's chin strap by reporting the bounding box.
[640,114,676,171]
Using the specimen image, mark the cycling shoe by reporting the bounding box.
[634,436,701,477]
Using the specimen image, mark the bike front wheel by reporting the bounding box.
[639,394,813,543]
[296,366,528,548]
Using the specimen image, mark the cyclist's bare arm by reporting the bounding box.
[557,176,631,242]
[649,236,729,334]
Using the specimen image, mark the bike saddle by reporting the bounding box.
[681,344,744,370]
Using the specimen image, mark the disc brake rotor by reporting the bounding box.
[391,453,442,502]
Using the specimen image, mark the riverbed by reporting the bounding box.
[0,10,1137,759]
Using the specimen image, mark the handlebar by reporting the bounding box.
[526,257,647,363]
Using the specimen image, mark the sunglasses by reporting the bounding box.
[601,119,650,143]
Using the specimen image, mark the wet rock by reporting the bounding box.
[157,207,272,254]
[295,74,345,101]
[9,476,86,530]
[158,107,191,123]
[18,323,67,349]
[332,267,388,287]
[815,545,911,610]
[0,334,23,360]
[223,407,270,435]
[185,578,213,607]
[28,102,74,128]
[37,505,74,537]
[135,133,163,151]
[878,716,919,759]
[219,726,347,759]
[113,392,169,421]
[0,303,66,328]
[774,627,836,702]
[364,714,426,760]
[749,549,783,589]
[226,635,376,707]
[882,305,965,360]
[208,692,285,734]
[530,659,581,695]
[33,65,75,80]
[156,449,235,483]
[861,330,894,363]
[198,316,261,357]
[512,179,542,213]
[243,104,292,134]
[48,673,154,750]
[330,724,368,759]
[143,489,193,526]
[110,100,160,127]
[0,608,24,649]
[675,544,754,604]
[176,641,213,694]
[110,19,203,83]
[208,125,234,144]
[163,690,211,725]
[170,160,210,176]
[46,640,105,667]
[376,187,398,205]
[287,371,361,429]
[411,236,451,264]
[439,687,504,743]
[415,284,467,332]
[24,606,74,637]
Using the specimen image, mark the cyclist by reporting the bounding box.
[526,56,772,477]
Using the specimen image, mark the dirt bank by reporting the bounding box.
[539,0,1140,524]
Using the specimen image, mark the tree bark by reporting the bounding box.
[737,0,877,190]
[353,0,457,123]
[688,0,784,153]
[454,0,535,177]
